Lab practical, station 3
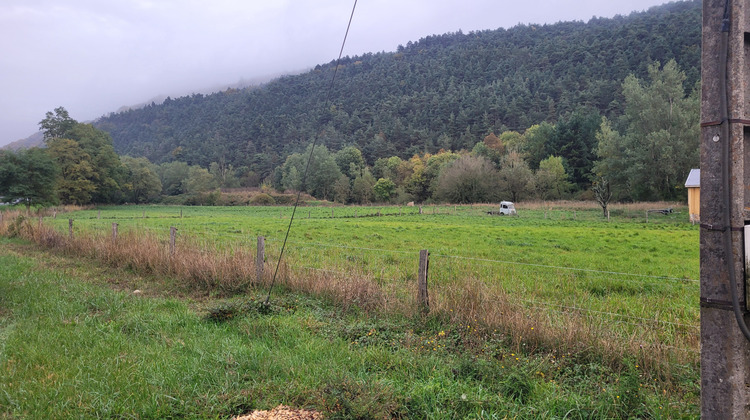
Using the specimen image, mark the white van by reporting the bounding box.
[499,201,517,215]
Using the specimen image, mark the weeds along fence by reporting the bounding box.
[0,207,697,381]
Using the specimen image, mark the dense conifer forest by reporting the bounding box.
[96,1,700,173]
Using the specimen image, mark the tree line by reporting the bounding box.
[0,59,697,208]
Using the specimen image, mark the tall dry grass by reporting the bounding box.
[432,277,698,380]
[0,211,696,380]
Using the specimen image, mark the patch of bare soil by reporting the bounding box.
[233,405,322,420]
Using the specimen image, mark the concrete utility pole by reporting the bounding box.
[701,0,750,417]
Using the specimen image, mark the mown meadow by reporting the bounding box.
[0,201,699,418]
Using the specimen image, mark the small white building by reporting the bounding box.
[684,169,700,223]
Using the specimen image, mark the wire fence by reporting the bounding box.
[27,207,700,369]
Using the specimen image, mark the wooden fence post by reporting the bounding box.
[112,223,118,242]
[98,210,101,219]
[180,208,183,219]
[256,236,265,284]
[332,208,334,218]
[419,206,423,215]
[418,249,430,313]
[169,227,177,256]
[143,209,146,219]
[68,219,73,239]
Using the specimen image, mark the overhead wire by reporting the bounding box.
[264,0,358,305]
[717,0,750,342]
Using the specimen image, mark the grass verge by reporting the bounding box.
[0,237,698,418]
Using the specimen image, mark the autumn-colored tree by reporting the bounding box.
[435,155,500,203]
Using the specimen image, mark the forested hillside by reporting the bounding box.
[96,0,701,182]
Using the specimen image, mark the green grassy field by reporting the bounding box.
[43,204,698,314]
[0,202,700,417]
[0,237,698,418]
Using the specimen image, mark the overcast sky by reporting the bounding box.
[0,0,674,146]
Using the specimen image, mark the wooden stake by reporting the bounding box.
[256,236,265,284]
[112,223,118,242]
[169,227,177,256]
[418,249,430,313]
[68,219,73,239]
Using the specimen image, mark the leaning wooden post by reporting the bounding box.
[112,223,118,242]
[256,236,265,284]
[417,249,430,313]
[68,219,73,239]
[169,227,177,256]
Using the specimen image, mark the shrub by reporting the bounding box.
[249,193,276,205]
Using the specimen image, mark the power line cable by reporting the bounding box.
[264,0,358,306]
[716,0,750,342]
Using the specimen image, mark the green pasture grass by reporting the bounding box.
[39,205,699,353]
[0,238,698,418]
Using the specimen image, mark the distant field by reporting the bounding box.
[38,203,699,368]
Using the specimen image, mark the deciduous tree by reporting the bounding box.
[0,148,59,208]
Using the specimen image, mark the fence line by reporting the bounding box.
[39,218,699,354]
[515,298,699,332]
[42,217,698,290]
[43,219,698,285]
[432,253,699,283]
